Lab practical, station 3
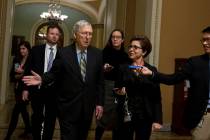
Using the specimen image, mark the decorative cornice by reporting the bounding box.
[15,0,106,24]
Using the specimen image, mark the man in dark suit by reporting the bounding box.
[22,24,61,140]
[22,20,104,140]
[140,26,210,140]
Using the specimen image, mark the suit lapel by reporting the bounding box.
[86,47,94,82]
[40,45,46,72]
[204,55,209,91]
[65,45,84,82]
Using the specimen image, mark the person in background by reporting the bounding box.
[140,26,210,140]
[114,35,162,140]
[22,20,104,140]
[4,41,31,140]
[95,29,129,140]
[22,24,61,140]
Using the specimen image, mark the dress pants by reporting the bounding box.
[58,108,93,140]
[42,93,57,140]
[117,119,152,140]
[5,100,31,139]
[31,93,44,140]
[31,91,57,140]
[95,80,117,140]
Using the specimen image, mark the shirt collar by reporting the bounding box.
[46,43,57,50]
[76,44,87,54]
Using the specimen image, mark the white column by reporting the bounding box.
[0,0,15,104]
[103,0,117,45]
[145,0,162,67]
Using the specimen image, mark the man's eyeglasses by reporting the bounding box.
[128,45,142,49]
[200,38,210,43]
[79,32,93,37]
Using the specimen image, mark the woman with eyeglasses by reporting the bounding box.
[114,35,162,140]
[4,41,31,140]
[95,29,130,140]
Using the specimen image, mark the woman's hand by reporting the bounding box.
[22,90,29,101]
[15,65,24,74]
[113,87,126,95]
[103,63,114,72]
[95,105,103,120]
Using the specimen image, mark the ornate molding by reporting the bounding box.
[15,0,106,23]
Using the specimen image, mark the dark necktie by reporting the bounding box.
[80,51,86,81]
[47,47,54,71]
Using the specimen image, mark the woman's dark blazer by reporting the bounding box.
[10,56,30,101]
[115,62,163,124]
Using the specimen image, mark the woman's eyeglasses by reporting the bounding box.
[128,45,142,49]
[111,36,122,40]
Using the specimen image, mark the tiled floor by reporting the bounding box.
[0,100,192,140]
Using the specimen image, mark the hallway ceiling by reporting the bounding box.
[15,0,106,23]
[13,0,106,46]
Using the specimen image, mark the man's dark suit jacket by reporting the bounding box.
[24,44,59,140]
[25,44,59,92]
[153,54,209,129]
[42,43,104,125]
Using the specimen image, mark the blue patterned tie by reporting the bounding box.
[47,47,54,71]
[80,51,86,81]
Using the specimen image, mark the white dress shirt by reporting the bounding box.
[44,43,57,72]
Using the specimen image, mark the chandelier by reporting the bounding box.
[40,0,68,23]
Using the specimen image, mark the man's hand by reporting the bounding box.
[137,66,153,75]
[22,70,42,86]
[152,123,162,132]
[95,105,103,120]
[22,90,29,101]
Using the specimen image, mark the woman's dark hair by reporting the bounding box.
[16,41,31,59]
[105,29,125,51]
[129,35,152,58]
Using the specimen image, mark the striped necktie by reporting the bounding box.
[80,51,86,81]
[47,47,54,71]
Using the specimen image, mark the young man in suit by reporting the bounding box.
[22,24,61,140]
[22,20,104,140]
[140,26,210,140]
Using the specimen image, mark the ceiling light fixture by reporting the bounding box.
[40,0,68,23]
